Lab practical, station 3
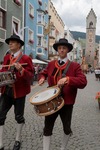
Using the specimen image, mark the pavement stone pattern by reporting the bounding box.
[3,73,100,150]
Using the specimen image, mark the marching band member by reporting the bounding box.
[0,34,34,150]
[39,38,87,150]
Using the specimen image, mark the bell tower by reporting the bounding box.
[85,8,97,68]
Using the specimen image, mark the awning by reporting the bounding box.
[32,59,48,64]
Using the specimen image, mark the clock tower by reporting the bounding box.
[85,8,97,68]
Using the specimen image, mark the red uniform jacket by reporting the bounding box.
[39,60,87,105]
[0,54,34,98]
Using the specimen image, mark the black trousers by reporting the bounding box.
[0,93,26,126]
[43,105,73,136]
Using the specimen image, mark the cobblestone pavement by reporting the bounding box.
[3,73,100,150]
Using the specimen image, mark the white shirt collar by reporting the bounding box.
[11,50,21,58]
[58,57,68,63]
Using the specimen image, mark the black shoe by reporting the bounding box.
[13,141,21,150]
[0,147,4,150]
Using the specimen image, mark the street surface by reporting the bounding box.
[3,73,100,150]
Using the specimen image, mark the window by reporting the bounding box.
[44,38,47,48]
[37,26,43,35]
[49,28,55,39]
[44,3,48,14]
[29,3,34,18]
[12,17,20,34]
[89,21,93,28]
[37,36,42,46]
[37,14,42,24]
[13,21,18,33]
[0,9,6,28]
[37,13,44,24]
[13,0,21,6]
[28,29,34,44]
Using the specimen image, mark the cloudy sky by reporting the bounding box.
[51,0,100,35]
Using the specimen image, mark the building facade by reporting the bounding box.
[24,0,49,60]
[47,0,65,60]
[0,0,24,61]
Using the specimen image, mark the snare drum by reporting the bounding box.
[30,86,64,116]
[0,71,15,87]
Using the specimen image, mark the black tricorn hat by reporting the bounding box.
[53,38,73,52]
[5,34,24,46]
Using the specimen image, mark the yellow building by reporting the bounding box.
[45,0,65,60]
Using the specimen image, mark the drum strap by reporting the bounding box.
[62,61,71,78]
[15,52,23,63]
[9,52,23,71]
[59,61,71,97]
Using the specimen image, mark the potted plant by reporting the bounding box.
[29,13,34,19]
[38,0,42,6]
[14,0,21,6]
[45,9,48,14]
[29,39,34,44]
[45,47,47,50]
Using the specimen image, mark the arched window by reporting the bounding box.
[89,21,93,28]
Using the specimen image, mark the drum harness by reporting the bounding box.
[61,60,71,78]
[51,61,72,111]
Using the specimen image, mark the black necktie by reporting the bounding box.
[58,60,65,65]
[11,54,14,59]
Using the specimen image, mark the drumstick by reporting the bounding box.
[31,81,47,89]
[31,82,46,90]
[1,63,28,68]
[31,83,40,89]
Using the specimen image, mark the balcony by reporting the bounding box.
[0,28,6,43]
[0,0,7,10]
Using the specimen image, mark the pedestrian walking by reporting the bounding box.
[38,38,87,150]
[94,68,99,81]
[0,34,34,150]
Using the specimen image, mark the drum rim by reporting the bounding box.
[29,86,61,105]
[36,97,64,116]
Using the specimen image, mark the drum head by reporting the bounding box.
[30,86,60,105]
